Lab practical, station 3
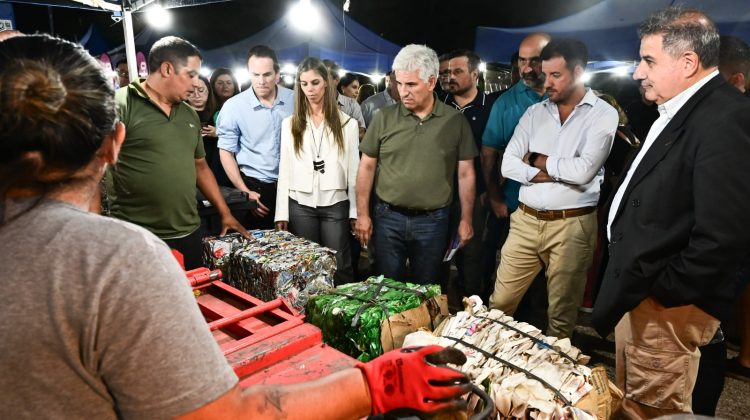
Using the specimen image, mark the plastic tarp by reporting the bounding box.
[200,0,400,73]
[475,0,750,63]
[79,23,111,55]
[13,0,400,73]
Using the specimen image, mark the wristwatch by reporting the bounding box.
[528,152,539,168]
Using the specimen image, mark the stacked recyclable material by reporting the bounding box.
[403,298,622,420]
[202,231,335,311]
[306,276,445,362]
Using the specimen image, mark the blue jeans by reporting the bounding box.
[372,200,450,285]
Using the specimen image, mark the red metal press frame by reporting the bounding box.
[185,267,355,385]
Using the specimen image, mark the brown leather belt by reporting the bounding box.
[518,202,596,221]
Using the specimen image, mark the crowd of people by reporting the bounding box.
[1,4,750,419]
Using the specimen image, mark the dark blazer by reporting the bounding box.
[592,75,750,336]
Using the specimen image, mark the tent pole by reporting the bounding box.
[122,10,138,83]
[47,6,54,35]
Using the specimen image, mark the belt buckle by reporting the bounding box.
[537,209,550,220]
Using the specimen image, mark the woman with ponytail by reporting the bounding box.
[0,35,471,420]
[0,34,239,418]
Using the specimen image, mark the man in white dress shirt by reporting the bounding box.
[489,38,618,339]
[593,7,750,418]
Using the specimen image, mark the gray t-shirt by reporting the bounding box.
[0,198,237,419]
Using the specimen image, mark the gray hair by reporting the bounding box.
[392,44,439,83]
[638,6,720,68]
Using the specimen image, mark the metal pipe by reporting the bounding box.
[208,299,283,331]
[122,9,138,84]
[47,6,54,35]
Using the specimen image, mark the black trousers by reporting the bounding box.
[288,199,354,285]
[692,340,727,416]
[163,226,206,270]
[241,174,277,230]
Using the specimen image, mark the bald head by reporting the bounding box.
[0,30,22,42]
[518,33,551,92]
[520,33,551,53]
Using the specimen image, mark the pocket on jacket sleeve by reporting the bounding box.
[624,343,690,411]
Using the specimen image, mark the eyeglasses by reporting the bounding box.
[117,71,129,76]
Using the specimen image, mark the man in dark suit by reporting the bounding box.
[592,7,750,418]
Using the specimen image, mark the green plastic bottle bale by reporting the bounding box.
[306,276,441,362]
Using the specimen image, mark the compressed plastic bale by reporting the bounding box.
[306,276,442,362]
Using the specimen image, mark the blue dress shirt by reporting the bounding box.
[216,86,294,183]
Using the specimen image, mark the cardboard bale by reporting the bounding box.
[405,306,621,419]
[306,276,448,362]
[573,366,623,420]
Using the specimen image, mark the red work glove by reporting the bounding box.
[357,345,470,416]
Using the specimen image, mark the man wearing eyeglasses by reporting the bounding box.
[437,54,451,100]
[115,59,129,88]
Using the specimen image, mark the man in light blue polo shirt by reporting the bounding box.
[218,45,294,229]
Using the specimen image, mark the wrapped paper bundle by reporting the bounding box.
[306,276,447,362]
[403,297,622,420]
[202,231,336,311]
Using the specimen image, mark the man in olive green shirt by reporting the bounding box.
[108,36,247,269]
[355,44,477,285]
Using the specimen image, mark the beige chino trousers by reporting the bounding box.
[489,208,597,338]
[614,297,720,419]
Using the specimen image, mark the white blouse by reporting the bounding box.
[274,110,360,222]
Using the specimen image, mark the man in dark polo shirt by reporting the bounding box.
[108,36,247,269]
[443,49,498,301]
[355,44,478,285]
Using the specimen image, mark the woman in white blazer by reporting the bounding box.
[275,57,360,285]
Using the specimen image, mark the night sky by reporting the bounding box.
[9,0,603,55]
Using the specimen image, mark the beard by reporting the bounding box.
[449,82,472,96]
[522,72,545,89]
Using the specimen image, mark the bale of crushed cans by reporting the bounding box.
[202,230,336,312]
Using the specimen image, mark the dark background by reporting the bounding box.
[10,0,603,55]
